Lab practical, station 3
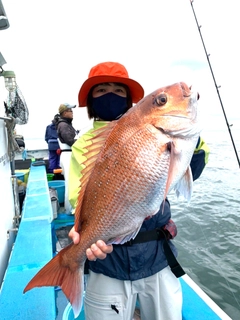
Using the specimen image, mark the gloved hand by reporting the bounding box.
[56,149,61,155]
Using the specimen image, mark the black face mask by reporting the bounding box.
[92,92,128,121]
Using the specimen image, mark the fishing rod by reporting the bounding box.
[190,0,240,168]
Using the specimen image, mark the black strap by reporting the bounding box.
[61,149,72,152]
[159,230,185,278]
[122,227,166,246]
[122,228,185,278]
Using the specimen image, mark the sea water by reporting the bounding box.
[169,129,240,320]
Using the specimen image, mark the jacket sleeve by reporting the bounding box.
[45,126,49,143]
[190,137,210,181]
[57,122,76,146]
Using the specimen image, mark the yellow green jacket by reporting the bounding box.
[69,121,108,210]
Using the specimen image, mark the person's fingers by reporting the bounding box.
[96,240,113,253]
[69,230,113,258]
[86,248,98,261]
[86,241,113,261]
[72,232,80,245]
[68,227,80,244]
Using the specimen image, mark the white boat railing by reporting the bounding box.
[0,116,12,121]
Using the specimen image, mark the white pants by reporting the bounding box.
[84,267,182,320]
[60,151,72,213]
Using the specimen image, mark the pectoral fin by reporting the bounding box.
[163,140,182,199]
[174,166,193,201]
[163,139,193,202]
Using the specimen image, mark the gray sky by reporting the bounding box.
[1,0,239,146]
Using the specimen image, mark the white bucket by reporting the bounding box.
[49,187,59,219]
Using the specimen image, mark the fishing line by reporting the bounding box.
[189,1,240,311]
[190,0,240,169]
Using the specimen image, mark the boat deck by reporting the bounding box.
[56,226,72,251]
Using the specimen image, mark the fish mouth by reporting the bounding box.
[188,84,200,100]
[152,82,199,136]
[156,121,199,138]
[160,114,189,119]
[180,82,200,100]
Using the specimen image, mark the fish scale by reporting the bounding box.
[24,82,200,318]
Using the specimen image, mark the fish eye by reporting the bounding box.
[155,93,167,106]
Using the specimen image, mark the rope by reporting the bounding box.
[4,116,21,162]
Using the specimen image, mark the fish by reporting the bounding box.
[23,82,200,318]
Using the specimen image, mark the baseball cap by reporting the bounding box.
[58,103,76,114]
[78,62,144,107]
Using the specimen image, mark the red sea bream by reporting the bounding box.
[24,82,200,318]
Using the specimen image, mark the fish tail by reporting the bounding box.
[23,246,84,318]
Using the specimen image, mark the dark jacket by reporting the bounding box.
[88,137,209,281]
[45,122,59,151]
[56,118,77,147]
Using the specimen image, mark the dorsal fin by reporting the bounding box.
[74,121,116,232]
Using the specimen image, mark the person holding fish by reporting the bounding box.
[67,62,209,319]
[23,62,209,320]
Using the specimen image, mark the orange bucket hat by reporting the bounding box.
[78,62,144,107]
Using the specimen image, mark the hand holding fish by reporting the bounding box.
[69,226,113,260]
